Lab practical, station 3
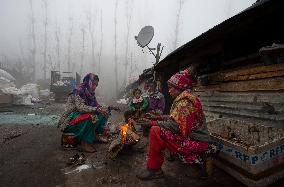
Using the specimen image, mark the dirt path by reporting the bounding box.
[0,125,64,187]
[63,110,244,187]
[0,104,283,187]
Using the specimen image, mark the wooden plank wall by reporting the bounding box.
[195,63,284,92]
[194,63,284,128]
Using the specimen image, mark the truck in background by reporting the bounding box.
[50,71,81,102]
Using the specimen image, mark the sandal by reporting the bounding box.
[77,153,86,165]
[166,152,176,162]
[67,153,80,165]
[78,142,97,153]
[136,169,164,180]
[96,134,109,143]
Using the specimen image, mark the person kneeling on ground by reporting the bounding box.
[137,67,214,180]
[58,73,109,153]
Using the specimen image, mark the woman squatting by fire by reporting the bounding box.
[136,67,214,180]
[58,73,110,153]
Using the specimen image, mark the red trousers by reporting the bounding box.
[147,126,208,170]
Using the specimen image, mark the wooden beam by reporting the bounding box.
[196,91,284,104]
[195,77,284,92]
[211,70,284,82]
[218,63,284,77]
[199,63,284,83]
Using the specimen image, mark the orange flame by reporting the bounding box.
[120,123,129,144]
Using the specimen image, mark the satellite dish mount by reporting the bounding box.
[135,26,164,64]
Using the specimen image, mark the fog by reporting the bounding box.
[0,0,256,98]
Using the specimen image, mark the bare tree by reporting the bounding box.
[122,0,133,88]
[0,55,9,70]
[67,16,73,71]
[98,9,103,76]
[48,54,56,71]
[18,39,32,76]
[42,0,48,80]
[28,0,36,81]
[15,56,24,75]
[173,0,186,50]
[18,39,27,68]
[128,52,134,81]
[80,26,86,75]
[86,9,96,71]
[16,40,33,84]
[114,0,119,96]
[55,23,61,72]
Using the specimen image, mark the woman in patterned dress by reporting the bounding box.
[137,67,211,180]
[58,73,109,153]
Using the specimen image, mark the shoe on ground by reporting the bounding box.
[67,153,79,165]
[136,168,164,180]
[80,141,97,153]
[96,134,109,143]
[77,153,86,165]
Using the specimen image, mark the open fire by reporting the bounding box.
[120,123,129,144]
[108,118,140,159]
[120,118,140,145]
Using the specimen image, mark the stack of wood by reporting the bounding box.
[195,62,284,92]
[194,50,284,128]
[194,46,284,186]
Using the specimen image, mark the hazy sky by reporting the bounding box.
[0,0,256,96]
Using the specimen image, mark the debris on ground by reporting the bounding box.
[64,164,92,175]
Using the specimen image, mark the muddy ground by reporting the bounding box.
[0,101,283,187]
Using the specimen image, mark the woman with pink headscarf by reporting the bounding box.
[137,67,213,180]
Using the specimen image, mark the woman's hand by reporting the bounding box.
[139,118,151,123]
[108,106,120,112]
[135,108,140,112]
[97,107,110,116]
[160,115,170,120]
[144,113,157,119]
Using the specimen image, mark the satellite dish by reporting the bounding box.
[135,26,154,48]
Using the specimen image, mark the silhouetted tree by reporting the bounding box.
[80,26,86,75]
[28,0,37,81]
[55,23,61,72]
[114,0,119,96]
[42,0,48,80]
[173,0,186,50]
[86,8,96,71]
[122,0,133,88]
[98,9,103,76]
[67,16,73,71]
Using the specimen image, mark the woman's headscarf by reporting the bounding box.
[72,73,99,107]
[167,67,195,90]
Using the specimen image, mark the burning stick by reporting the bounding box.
[120,123,129,144]
[108,118,140,159]
[120,118,139,145]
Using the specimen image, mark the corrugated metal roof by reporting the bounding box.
[154,0,278,70]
